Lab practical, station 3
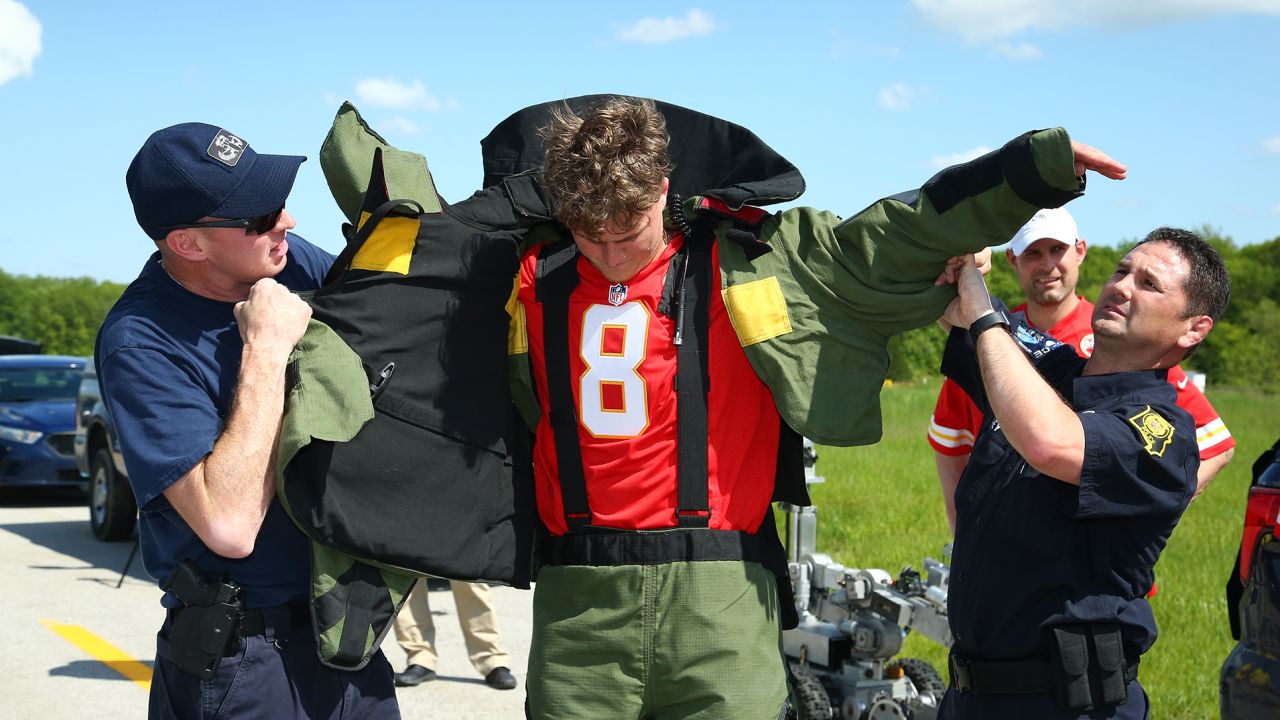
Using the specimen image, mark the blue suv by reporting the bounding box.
[0,355,88,492]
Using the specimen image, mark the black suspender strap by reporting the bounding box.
[536,241,593,531]
[673,233,712,528]
[534,216,715,532]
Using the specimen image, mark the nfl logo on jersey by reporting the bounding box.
[608,283,628,306]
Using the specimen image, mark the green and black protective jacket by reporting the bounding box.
[277,96,1083,668]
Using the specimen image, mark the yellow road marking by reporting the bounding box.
[40,619,152,690]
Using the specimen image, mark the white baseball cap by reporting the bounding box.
[1009,207,1078,257]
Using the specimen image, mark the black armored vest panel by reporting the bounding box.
[273,104,554,670]
[282,146,542,589]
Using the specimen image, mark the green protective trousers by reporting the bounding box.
[528,560,789,720]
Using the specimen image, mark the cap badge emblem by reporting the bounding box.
[207,129,247,167]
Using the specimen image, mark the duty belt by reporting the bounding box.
[165,600,310,639]
[949,653,1138,694]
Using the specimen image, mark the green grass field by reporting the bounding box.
[802,378,1272,719]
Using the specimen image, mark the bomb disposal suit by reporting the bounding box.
[486,96,1092,720]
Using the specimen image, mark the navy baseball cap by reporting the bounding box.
[126,122,306,240]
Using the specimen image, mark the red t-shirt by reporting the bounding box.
[518,237,780,536]
[928,297,1233,460]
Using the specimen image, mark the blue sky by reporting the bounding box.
[1,0,1278,283]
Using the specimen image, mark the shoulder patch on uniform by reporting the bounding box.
[1128,405,1175,458]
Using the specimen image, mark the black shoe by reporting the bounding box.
[394,664,438,687]
[484,666,518,690]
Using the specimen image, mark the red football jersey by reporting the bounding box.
[518,236,781,535]
[928,297,1233,460]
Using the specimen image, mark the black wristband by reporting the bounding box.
[968,310,1010,345]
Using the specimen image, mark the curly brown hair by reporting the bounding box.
[539,97,672,233]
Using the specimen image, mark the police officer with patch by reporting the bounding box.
[935,227,1230,719]
[97,123,399,718]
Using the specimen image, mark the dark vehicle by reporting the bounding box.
[74,358,136,541]
[0,336,43,355]
[0,355,88,492]
[1221,438,1280,719]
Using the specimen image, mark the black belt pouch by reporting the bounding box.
[1049,623,1128,711]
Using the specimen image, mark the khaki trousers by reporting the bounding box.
[393,580,511,676]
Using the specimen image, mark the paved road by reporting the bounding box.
[0,489,531,718]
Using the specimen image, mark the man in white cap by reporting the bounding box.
[927,207,1234,533]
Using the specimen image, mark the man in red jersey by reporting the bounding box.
[928,207,1234,533]
[514,97,1126,720]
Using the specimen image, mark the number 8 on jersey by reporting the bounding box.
[579,303,650,438]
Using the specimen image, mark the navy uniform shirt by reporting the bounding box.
[940,319,1197,662]
[96,234,334,609]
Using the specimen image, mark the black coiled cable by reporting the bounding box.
[668,193,693,345]
[668,193,693,238]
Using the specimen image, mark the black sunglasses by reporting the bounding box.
[158,208,284,236]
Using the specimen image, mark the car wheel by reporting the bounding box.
[89,447,136,541]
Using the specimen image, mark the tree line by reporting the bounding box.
[0,270,125,357]
[2,229,1276,390]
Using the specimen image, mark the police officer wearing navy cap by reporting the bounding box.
[934,226,1230,719]
[96,123,399,718]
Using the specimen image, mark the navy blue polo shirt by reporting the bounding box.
[940,321,1197,662]
[95,234,333,609]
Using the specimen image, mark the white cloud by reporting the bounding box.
[377,116,421,136]
[992,41,1043,60]
[0,0,41,87]
[930,146,993,169]
[878,83,929,111]
[1264,135,1280,154]
[618,9,717,44]
[354,77,456,112]
[912,0,1280,43]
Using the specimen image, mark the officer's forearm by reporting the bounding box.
[163,343,287,558]
[935,452,968,535]
[976,329,1086,485]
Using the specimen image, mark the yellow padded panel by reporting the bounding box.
[722,276,792,346]
[351,212,417,275]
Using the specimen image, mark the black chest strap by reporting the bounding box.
[671,232,712,527]
[535,224,713,532]
[535,239,592,532]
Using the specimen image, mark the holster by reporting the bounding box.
[1049,623,1130,711]
[160,561,244,680]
